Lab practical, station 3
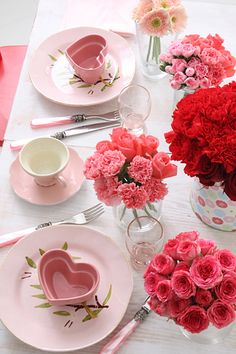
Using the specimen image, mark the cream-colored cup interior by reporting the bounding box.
[19,137,69,177]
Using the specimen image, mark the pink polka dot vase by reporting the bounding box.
[190,178,236,232]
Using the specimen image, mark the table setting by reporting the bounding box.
[0,1,236,354]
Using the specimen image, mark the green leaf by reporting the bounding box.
[25,256,37,269]
[39,248,45,256]
[82,285,112,322]
[53,311,71,316]
[48,54,57,62]
[78,84,92,88]
[83,304,97,319]
[30,284,42,290]
[72,256,81,260]
[32,294,47,300]
[106,60,111,69]
[58,49,64,55]
[101,85,107,92]
[35,302,52,308]
[102,284,112,305]
[62,242,68,250]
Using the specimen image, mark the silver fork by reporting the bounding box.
[31,110,120,128]
[0,203,104,249]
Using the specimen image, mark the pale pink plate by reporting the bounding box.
[29,27,135,106]
[10,147,84,205]
[0,225,133,352]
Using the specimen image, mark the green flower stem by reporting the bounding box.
[146,36,161,65]
[132,209,142,228]
[147,201,158,212]
[144,206,152,217]
[120,205,127,221]
[146,36,153,62]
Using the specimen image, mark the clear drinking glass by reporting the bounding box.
[125,216,164,271]
[118,84,151,136]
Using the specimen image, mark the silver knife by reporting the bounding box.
[99,297,151,354]
[10,121,121,151]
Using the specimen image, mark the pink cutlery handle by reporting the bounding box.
[31,117,72,128]
[10,138,35,151]
[0,227,37,248]
[99,319,140,354]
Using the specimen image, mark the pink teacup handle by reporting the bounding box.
[34,175,67,188]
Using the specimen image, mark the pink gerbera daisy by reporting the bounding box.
[153,0,173,9]
[133,0,153,22]
[139,9,170,36]
[169,6,187,33]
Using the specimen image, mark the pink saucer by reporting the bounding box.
[10,147,84,205]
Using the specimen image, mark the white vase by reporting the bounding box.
[190,178,236,232]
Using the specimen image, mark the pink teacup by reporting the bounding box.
[38,249,100,306]
[65,34,107,84]
[19,137,69,187]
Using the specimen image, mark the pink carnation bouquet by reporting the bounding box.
[84,128,177,223]
[144,231,236,334]
[159,33,236,91]
[133,0,187,66]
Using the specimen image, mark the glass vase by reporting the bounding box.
[113,200,162,230]
[135,23,176,81]
[180,323,234,344]
[190,178,236,232]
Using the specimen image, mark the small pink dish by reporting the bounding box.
[65,34,107,84]
[38,249,100,306]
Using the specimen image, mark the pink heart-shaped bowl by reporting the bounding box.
[65,34,107,84]
[38,249,100,306]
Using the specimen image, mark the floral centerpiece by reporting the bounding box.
[133,0,187,79]
[159,33,236,91]
[84,127,177,228]
[165,82,236,231]
[144,231,236,341]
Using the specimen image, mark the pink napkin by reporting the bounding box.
[0,45,27,146]
[62,0,137,37]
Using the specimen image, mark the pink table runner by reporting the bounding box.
[0,45,27,146]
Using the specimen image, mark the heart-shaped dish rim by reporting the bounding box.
[38,248,100,306]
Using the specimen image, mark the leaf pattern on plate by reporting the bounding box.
[35,302,52,308]
[23,241,111,327]
[48,49,120,94]
[25,256,37,269]
[53,311,71,316]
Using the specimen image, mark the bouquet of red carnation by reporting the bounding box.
[160,33,236,90]
[84,128,177,222]
[144,231,236,334]
[165,81,236,201]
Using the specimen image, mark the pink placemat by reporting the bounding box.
[61,0,136,36]
[0,45,27,146]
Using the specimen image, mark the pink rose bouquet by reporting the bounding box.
[160,33,236,90]
[133,0,187,67]
[144,231,236,333]
[84,128,177,222]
